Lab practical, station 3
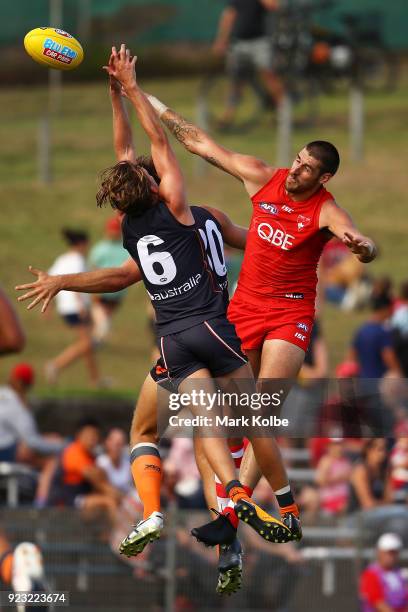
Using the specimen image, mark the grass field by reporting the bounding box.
[0,76,407,394]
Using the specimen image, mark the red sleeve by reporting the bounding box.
[360,569,384,606]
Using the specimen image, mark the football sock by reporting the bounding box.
[130,443,162,520]
[275,485,300,517]
[215,441,245,511]
[225,480,251,504]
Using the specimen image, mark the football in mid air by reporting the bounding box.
[24,27,84,71]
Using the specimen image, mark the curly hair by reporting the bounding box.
[96,161,157,216]
[136,155,160,185]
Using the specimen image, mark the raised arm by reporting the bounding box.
[203,206,247,251]
[109,67,136,163]
[16,259,141,313]
[145,95,276,197]
[319,200,377,264]
[105,45,190,222]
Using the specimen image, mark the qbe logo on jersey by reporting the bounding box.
[257,222,295,251]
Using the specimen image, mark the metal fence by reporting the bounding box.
[1,506,408,611]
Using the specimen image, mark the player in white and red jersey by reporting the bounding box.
[144,92,377,542]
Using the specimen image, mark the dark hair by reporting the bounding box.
[75,417,101,434]
[370,292,392,312]
[62,228,89,245]
[306,141,340,176]
[136,155,160,185]
[96,160,157,217]
[361,439,388,475]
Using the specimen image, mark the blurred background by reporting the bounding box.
[0,1,408,610]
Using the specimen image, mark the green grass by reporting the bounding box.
[1,77,407,394]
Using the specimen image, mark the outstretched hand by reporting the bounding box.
[343,231,375,262]
[103,44,137,90]
[15,267,62,313]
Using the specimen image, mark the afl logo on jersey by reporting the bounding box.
[297,322,309,332]
[297,215,311,231]
[260,202,278,215]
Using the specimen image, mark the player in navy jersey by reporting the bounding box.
[16,201,247,595]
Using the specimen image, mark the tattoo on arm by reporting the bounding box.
[162,111,201,146]
[162,110,241,179]
[203,154,228,172]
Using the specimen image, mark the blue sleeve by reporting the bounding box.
[378,328,392,351]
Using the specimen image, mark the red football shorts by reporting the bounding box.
[228,294,315,352]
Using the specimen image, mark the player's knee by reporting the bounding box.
[130,425,159,447]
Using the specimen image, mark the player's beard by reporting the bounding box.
[285,175,302,194]
[285,175,316,194]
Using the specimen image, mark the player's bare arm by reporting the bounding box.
[105,45,191,223]
[203,206,247,250]
[145,95,276,197]
[16,259,141,313]
[319,200,377,263]
[0,287,25,354]
[108,59,136,163]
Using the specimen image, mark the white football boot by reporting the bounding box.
[119,511,163,557]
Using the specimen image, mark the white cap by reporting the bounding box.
[377,533,403,551]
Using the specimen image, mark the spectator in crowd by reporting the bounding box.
[96,428,132,495]
[0,363,64,504]
[311,362,367,450]
[391,280,408,376]
[350,293,402,435]
[351,293,402,380]
[212,0,283,128]
[0,532,47,599]
[315,438,352,516]
[390,432,408,505]
[319,238,369,310]
[88,216,129,344]
[48,418,122,525]
[348,439,391,513]
[45,228,100,386]
[164,438,206,509]
[359,533,408,612]
[0,286,25,355]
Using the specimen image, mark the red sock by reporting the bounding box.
[221,506,239,529]
[243,485,253,497]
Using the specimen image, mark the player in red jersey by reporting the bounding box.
[144,92,377,540]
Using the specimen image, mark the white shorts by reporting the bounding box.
[227,37,273,72]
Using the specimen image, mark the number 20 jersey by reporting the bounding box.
[122,203,228,336]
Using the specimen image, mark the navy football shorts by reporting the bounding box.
[150,316,248,389]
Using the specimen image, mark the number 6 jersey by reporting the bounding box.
[122,203,229,336]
